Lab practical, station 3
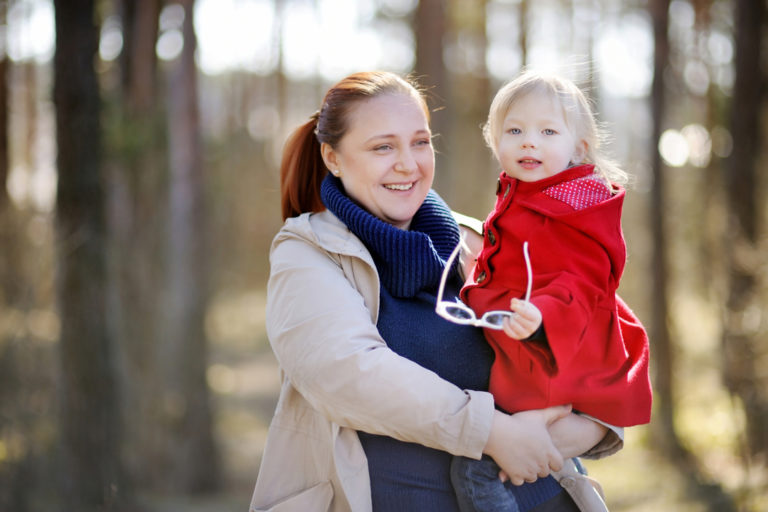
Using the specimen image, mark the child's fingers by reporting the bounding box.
[510,299,542,324]
[510,297,532,311]
[502,316,534,340]
[504,299,542,339]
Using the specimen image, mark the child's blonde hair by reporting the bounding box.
[483,70,627,186]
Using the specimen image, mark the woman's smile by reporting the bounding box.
[383,181,416,191]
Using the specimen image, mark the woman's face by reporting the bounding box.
[322,92,434,230]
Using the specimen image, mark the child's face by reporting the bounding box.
[496,90,587,182]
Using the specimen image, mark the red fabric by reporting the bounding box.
[461,165,652,427]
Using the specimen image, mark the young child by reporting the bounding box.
[440,71,653,511]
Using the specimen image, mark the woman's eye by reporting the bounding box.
[373,144,392,151]
[415,139,431,147]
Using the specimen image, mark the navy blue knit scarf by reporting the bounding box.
[320,175,460,298]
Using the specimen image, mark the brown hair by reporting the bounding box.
[280,71,430,220]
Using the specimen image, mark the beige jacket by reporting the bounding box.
[249,210,496,512]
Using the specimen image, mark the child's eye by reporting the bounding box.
[543,128,557,135]
[507,128,521,134]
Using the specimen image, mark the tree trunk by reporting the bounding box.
[0,0,16,308]
[648,0,684,457]
[271,0,288,151]
[519,0,529,68]
[646,6,739,510]
[52,1,126,509]
[0,0,8,209]
[120,0,160,113]
[162,0,218,492]
[414,0,450,189]
[108,0,166,490]
[444,0,493,218]
[722,0,767,459]
[22,64,35,170]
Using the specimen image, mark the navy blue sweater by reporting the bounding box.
[321,175,563,511]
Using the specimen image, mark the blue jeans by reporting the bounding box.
[450,455,580,512]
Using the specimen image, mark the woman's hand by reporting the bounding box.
[483,405,571,486]
[548,413,609,459]
[502,298,542,340]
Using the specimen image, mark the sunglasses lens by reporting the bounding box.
[483,312,509,327]
[445,305,474,321]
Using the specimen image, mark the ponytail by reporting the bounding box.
[280,118,327,221]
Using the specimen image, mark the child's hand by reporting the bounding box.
[502,298,542,340]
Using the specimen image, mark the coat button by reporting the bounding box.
[495,179,501,195]
[487,229,496,245]
[476,271,487,283]
[503,184,510,199]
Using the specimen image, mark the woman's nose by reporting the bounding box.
[395,151,417,172]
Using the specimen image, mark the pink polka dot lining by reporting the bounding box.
[543,175,612,210]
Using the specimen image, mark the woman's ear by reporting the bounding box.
[321,142,339,173]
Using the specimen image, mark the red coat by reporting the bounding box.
[461,165,652,427]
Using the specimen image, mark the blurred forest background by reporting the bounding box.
[0,0,766,510]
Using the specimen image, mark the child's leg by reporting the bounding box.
[450,455,521,512]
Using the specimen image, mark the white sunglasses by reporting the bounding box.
[435,239,532,330]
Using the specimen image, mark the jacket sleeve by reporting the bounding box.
[265,234,495,459]
[524,230,615,375]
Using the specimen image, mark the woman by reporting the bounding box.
[250,71,620,512]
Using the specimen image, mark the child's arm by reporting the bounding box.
[548,414,609,459]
